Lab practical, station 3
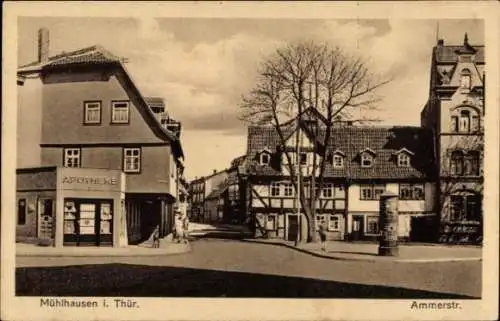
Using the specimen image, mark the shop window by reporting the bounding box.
[399,183,425,200]
[266,215,276,230]
[283,183,294,197]
[450,194,482,222]
[366,216,379,234]
[321,183,334,198]
[328,215,339,231]
[123,148,141,173]
[111,101,130,124]
[270,182,280,196]
[17,199,26,225]
[63,148,81,168]
[84,101,101,124]
[360,184,385,200]
[100,203,113,235]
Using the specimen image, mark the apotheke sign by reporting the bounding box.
[62,176,118,186]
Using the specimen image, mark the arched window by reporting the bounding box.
[450,193,482,222]
[450,151,464,176]
[459,110,470,132]
[451,107,481,133]
[460,68,471,89]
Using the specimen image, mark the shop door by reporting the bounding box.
[351,215,364,241]
[64,199,113,246]
[38,198,54,239]
[287,215,299,241]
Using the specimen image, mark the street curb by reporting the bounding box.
[242,239,482,263]
[16,245,192,258]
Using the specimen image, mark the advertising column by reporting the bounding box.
[378,191,399,256]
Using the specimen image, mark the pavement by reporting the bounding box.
[244,238,482,263]
[15,237,191,257]
[15,222,482,262]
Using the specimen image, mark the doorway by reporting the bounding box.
[38,198,54,240]
[287,215,299,242]
[63,198,113,246]
[351,215,364,241]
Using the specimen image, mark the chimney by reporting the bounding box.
[38,28,50,63]
[437,39,444,46]
[213,169,217,175]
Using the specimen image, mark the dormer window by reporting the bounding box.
[332,150,345,169]
[398,154,410,167]
[259,151,270,165]
[394,148,414,167]
[361,153,373,168]
[460,69,471,90]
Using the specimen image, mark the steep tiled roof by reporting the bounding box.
[246,125,435,180]
[17,45,184,158]
[18,45,123,72]
[206,185,228,200]
[435,45,484,63]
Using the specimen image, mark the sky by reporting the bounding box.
[17,18,484,181]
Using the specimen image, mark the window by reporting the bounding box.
[328,215,339,231]
[63,148,81,168]
[450,116,459,132]
[450,151,464,176]
[315,214,326,230]
[333,154,344,168]
[260,153,270,165]
[450,194,482,222]
[397,153,411,167]
[111,101,130,123]
[283,183,294,197]
[460,69,471,90]
[360,184,385,200]
[84,101,101,124]
[366,216,379,234]
[450,150,480,176]
[321,183,334,198]
[399,183,425,200]
[464,151,480,176]
[299,153,308,165]
[270,182,280,196]
[123,148,141,173]
[459,110,470,132]
[266,215,276,230]
[361,153,373,168]
[17,199,26,225]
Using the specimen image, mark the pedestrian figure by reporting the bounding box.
[182,215,190,244]
[319,219,328,252]
[174,212,185,243]
[151,225,160,248]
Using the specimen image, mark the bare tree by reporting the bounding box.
[240,40,390,243]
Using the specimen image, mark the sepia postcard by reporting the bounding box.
[1,1,499,321]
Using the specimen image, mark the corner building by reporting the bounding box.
[16,29,184,247]
[421,34,484,244]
